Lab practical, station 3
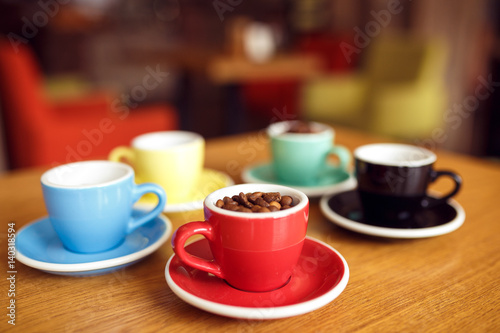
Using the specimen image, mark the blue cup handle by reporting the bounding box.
[328,145,351,171]
[127,183,167,233]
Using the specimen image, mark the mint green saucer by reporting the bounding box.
[242,163,356,197]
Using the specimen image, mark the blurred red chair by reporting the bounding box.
[0,37,179,169]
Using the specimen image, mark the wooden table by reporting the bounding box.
[1,126,500,332]
[207,54,324,84]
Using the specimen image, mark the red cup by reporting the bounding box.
[172,184,309,292]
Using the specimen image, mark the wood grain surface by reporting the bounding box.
[1,126,499,332]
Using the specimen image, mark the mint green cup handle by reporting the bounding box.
[127,183,166,233]
[328,145,351,170]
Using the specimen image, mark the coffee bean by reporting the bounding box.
[223,196,238,205]
[223,204,240,211]
[263,192,281,203]
[269,201,281,210]
[280,196,293,206]
[251,205,262,212]
[238,192,253,208]
[248,192,263,201]
[255,197,269,208]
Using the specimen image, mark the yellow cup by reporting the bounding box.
[109,131,205,204]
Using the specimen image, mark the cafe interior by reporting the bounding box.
[2,1,500,331]
[0,0,498,171]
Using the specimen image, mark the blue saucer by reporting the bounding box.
[242,162,356,197]
[16,211,172,276]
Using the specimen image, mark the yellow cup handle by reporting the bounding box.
[109,146,135,163]
[109,147,142,183]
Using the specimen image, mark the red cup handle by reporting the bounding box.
[171,222,224,279]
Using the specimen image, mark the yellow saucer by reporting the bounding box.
[134,169,234,213]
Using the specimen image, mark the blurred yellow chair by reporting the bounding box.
[301,34,448,139]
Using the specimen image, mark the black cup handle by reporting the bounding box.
[422,170,462,208]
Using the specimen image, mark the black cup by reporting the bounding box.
[354,143,462,225]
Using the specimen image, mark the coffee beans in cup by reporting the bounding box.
[216,192,295,213]
[285,121,319,134]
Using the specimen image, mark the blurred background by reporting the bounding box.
[0,0,499,171]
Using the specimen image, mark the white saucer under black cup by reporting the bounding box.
[320,190,465,239]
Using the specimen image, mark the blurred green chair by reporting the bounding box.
[301,34,448,139]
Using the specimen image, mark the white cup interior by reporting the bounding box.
[354,143,436,167]
[132,131,202,151]
[41,161,132,188]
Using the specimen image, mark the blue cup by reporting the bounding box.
[41,161,167,253]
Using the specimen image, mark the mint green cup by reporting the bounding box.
[267,121,351,186]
